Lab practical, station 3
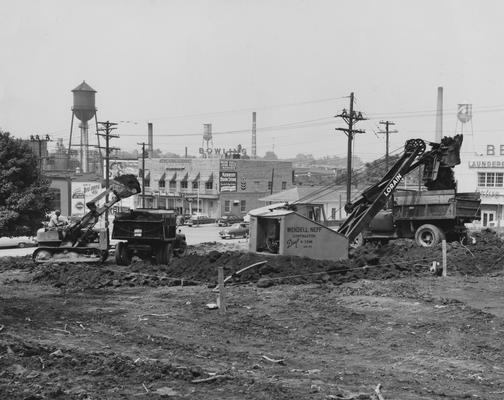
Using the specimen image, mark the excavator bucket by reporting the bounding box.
[423,134,463,190]
[439,134,463,167]
[110,174,142,199]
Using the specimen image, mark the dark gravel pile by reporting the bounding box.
[7,230,504,291]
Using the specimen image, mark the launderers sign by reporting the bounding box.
[468,160,504,168]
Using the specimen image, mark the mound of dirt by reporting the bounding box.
[12,230,504,291]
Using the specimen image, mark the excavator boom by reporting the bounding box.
[337,135,463,244]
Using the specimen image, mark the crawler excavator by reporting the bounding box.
[33,174,141,263]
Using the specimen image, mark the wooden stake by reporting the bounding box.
[218,267,226,314]
[442,239,447,277]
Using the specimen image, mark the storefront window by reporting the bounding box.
[497,174,504,187]
[240,200,246,212]
[478,173,486,186]
[478,172,504,187]
[224,200,231,212]
[487,173,495,187]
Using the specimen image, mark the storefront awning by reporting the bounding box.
[188,171,200,182]
[158,172,166,182]
[201,172,214,182]
[176,172,188,181]
[166,171,177,181]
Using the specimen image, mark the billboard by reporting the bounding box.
[71,181,104,216]
[106,159,139,179]
[219,171,237,192]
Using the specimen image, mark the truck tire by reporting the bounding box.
[115,242,131,266]
[415,224,445,247]
[155,243,172,265]
[115,242,125,265]
[174,242,187,257]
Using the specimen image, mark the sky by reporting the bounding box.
[1,0,504,162]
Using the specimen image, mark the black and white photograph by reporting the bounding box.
[1,0,503,398]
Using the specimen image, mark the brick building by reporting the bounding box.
[138,157,294,218]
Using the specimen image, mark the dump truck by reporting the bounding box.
[33,174,141,263]
[361,189,481,246]
[112,209,187,266]
[338,135,481,248]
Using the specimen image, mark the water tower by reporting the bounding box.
[456,103,473,134]
[68,81,100,173]
[202,123,213,157]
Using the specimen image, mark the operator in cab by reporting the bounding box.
[48,210,67,229]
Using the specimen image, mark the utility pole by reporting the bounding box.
[30,134,51,173]
[335,92,366,207]
[138,142,147,208]
[97,121,119,244]
[377,120,397,171]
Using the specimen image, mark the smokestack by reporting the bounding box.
[435,87,443,142]
[147,122,153,157]
[252,112,257,158]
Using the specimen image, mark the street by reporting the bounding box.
[0,223,246,258]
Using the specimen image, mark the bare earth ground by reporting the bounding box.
[1,232,504,399]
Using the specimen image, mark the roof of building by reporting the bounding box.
[248,203,291,217]
[259,185,360,203]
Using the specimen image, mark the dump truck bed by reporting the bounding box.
[393,189,481,222]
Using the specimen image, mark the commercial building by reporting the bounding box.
[136,157,293,218]
[456,140,504,230]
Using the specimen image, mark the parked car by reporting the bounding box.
[0,236,37,248]
[185,214,215,227]
[219,222,249,239]
[217,214,243,227]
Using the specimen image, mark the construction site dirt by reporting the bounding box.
[1,230,504,399]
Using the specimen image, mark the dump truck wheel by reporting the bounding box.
[115,242,125,265]
[155,243,172,265]
[121,243,132,265]
[415,224,445,247]
[115,242,131,265]
[100,250,108,263]
[174,242,187,257]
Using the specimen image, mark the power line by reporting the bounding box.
[123,96,349,123]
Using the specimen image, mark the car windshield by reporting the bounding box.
[230,223,241,229]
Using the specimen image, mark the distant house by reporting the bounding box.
[259,185,362,221]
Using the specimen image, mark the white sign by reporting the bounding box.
[71,181,104,216]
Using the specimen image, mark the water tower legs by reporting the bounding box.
[80,121,89,173]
